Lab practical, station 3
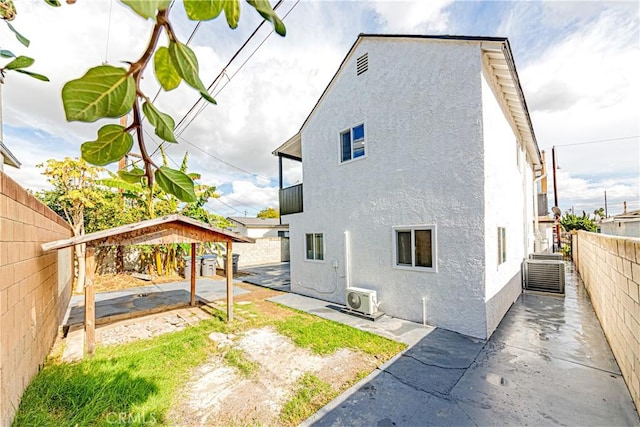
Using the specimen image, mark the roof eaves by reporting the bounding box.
[0,141,21,168]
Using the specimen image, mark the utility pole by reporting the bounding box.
[604,191,608,218]
[552,146,561,251]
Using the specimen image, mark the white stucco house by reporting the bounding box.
[226,217,289,238]
[600,209,640,238]
[273,34,543,339]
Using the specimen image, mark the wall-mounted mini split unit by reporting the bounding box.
[346,287,378,315]
[529,252,563,261]
[523,259,565,294]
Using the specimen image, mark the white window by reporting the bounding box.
[340,124,365,163]
[393,225,437,271]
[498,227,506,265]
[305,233,324,261]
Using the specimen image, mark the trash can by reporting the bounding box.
[201,254,218,277]
[222,253,240,274]
[184,256,203,279]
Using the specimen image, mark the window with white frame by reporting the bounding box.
[340,124,365,162]
[393,225,436,271]
[498,227,506,265]
[305,233,324,261]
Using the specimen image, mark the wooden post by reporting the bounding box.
[226,241,233,322]
[84,246,96,357]
[190,243,196,306]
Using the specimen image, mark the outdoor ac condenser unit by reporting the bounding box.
[529,253,563,261]
[346,287,378,315]
[524,259,565,294]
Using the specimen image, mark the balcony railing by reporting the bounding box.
[280,184,303,215]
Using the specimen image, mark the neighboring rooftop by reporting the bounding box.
[227,217,288,228]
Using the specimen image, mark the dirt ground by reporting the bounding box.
[68,280,379,425]
[168,327,377,426]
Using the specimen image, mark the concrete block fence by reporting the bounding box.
[573,231,640,411]
[0,171,73,426]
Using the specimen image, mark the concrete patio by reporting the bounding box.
[294,262,639,426]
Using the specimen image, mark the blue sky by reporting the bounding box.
[2,0,638,218]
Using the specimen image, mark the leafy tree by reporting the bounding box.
[560,211,598,233]
[257,207,279,218]
[37,158,104,292]
[593,207,605,220]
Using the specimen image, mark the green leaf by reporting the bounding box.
[0,50,15,58]
[120,0,171,19]
[81,124,133,166]
[4,56,34,70]
[44,0,62,6]
[247,0,286,36]
[12,69,49,81]
[118,166,145,184]
[168,41,216,104]
[142,101,177,142]
[155,166,197,202]
[6,23,30,47]
[183,0,223,21]
[223,0,241,29]
[154,47,181,91]
[62,65,136,122]
[98,178,144,193]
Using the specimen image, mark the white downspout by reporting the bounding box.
[421,297,427,326]
[344,231,351,290]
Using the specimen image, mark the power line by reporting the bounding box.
[179,136,271,181]
[176,0,300,137]
[552,135,639,148]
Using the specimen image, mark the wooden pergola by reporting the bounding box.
[42,214,254,356]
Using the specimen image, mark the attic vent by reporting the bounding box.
[356,53,368,75]
[524,259,565,294]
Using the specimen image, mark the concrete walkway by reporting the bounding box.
[296,263,639,426]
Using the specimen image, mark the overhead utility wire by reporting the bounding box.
[177,0,300,136]
[552,135,639,148]
[173,0,286,135]
[179,136,270,180]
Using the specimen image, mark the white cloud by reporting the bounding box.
[550,170,639,215]
[367,0,453,32]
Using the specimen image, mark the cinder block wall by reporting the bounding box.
[0,171,73,426]
[574,231,640,411]
[234,237,290,268]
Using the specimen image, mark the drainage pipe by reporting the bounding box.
[421,297,427,326]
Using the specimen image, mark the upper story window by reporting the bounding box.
[341,124,365,163]
[393,225,437,272]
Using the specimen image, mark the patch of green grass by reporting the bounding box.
[224,348,258,378]
[280,373,333,426]
[275,314,405,358]
[13,317,226,426]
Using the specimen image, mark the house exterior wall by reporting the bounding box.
[287,38,490,338]
[601,220,640,238]
[573,231,640,411]
[480,72,534,336]
[0,171,73,426]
